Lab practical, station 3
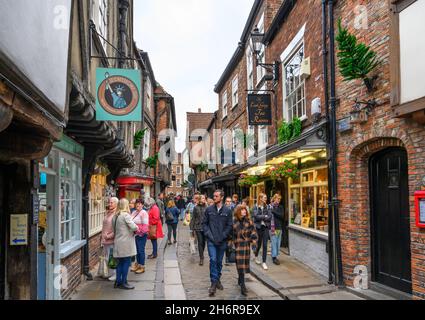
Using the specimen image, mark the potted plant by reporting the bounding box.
[268,160,299,180]
[336,19,381,93]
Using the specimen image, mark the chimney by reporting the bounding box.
[198,108,202,113]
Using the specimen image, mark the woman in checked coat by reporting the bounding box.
[232,204,258,296]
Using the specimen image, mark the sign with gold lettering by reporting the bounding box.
[248,94,272,126]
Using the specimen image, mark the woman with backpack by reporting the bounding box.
[130,198,149,274]
[233,204,258,296]
[165,200,180,245]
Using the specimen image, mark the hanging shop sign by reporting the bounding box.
[248,94,272,126]
[96,68,142,121]
[10,214,28,246]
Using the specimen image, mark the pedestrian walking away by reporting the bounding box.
[176,195,186,221]
[252,193,272,270]
[202,189,233,297]
[130,198,149,274]
[165,199,179,245]
[157,192,166,225]
[224,197,235,265]
[112,199,138,290]
[190,194,208,265]
[270,194,284,265]
[100,197,118,281]
[146,197,164,259]
[233,204,258,296]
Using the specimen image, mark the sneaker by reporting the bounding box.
[273,258,280,265]
[255,257,262,265]
[119,283,135,290]
[108,275,116,281]
[167,241,172,245]
[147,254,157,259]
[262,262,268,270]
[130,263,139,272]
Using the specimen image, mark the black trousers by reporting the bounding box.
[255,226,269,263]
[167,223,177,242]
[195,231,206,259]
[238,270,245,286]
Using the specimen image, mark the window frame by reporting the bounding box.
[143,128,151,160]
[256,14,265,86]
[283,43,307,122]
[98,0,108,52]
[232,75,239,109]
[222,90,228,119]
[391,0,425,118]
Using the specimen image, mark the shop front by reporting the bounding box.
[37,134,85,300]
[241,124,330,277]
[116,175,154,200]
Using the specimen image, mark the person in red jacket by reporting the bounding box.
[146,197,164,259]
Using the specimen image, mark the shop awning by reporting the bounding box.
[211,173,237,183]
[116,176,154,187]
[199,179,213,187]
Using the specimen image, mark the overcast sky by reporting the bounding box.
[134,0,253,153]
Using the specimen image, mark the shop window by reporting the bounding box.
[289,166,329,233]
[89,174,107,237]
[59,156,81,245]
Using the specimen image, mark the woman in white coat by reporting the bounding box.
[112,198,138,289]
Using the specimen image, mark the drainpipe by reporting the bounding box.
[328,0,344,287]
[322,0,334,285]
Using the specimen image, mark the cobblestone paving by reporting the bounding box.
[175,223,281,300]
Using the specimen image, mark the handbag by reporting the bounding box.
[183,213,191,226]
[97,254,109,278]
[107,247,118,269]
[228,242,236,263]
[149,224,157,239]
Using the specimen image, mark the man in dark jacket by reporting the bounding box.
[202,189,233,297]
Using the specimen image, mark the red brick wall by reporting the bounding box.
[89,233,102,271]
[334,0,425,299]
[61,249,83,300]
[265,0,326,146]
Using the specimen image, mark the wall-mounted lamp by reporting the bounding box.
[349,99,377,124]
[250,25,279,83]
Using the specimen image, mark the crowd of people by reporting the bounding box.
[99,189,285,297]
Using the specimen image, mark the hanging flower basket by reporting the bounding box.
[268,160,299,180]
[238,175,260,187]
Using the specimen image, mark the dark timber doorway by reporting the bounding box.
[370,147,412,294]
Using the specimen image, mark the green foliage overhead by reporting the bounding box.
[146,153,159,168]
[196,162,208,172]
[134,128,147,149]
[278,118,302,144]
[336,19,381,82]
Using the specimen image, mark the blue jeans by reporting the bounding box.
[116,257,131,286]
[179,208,185,220]
[136,234,147,265]
[271,230,282,258]
[207,241,227,283]
[151,239,158,256]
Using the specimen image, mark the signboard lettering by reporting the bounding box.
[10,214,28,246]
[248,94,272,126]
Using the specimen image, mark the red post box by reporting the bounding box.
[415,191,425,228]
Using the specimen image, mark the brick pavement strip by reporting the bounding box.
[175,223,281,300]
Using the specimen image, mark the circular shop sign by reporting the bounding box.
[97,74,139,116]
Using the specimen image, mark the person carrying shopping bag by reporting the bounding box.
[130,198,149,274]
[112,198,138,289]
[252,193,272,270]
[100,197,119,281]
[233,204,258,296]
[146,197,164,259]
